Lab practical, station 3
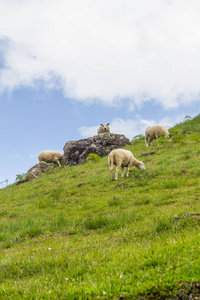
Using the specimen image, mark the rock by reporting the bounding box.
[63,133,131,166]
[24,162,49,181]
[16,162,49,184]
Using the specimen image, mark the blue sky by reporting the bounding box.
[1,0,200,187]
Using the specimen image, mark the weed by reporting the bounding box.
[48,187,67,201]
[22,220,43,238]
[134,197,150,205]
[82,212,135,231]
[108,197,122,207]
[49,214,70,232]
[181,150,192,160]
[162,178,186,189]
[154,219,172,233]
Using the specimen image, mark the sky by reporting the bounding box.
[1,0,200,188]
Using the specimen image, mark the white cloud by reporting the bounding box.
[1,0,200,108]
[78,125,99,138]
[78,114,184,140]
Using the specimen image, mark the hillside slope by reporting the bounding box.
[1,117,200,299]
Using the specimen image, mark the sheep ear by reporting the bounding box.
[100,124,103,126]
[107,123,110,125]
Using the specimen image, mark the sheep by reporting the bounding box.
[38,151,64,167]
[145,125,169,147]
[97,123,110,135]
[108,149,146,180]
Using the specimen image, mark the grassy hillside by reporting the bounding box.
[1,116,200,299]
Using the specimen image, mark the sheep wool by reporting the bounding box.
[145,125,169,147]
[97,123,110,135]
[108,149,146,180]
[38,151,63,167]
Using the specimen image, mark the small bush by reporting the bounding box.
[132,134,144,141]
[86,153,101,162]
[15,173,26,182]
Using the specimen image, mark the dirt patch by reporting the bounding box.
[117,182,128,187]
[136,282,200,300]
[141,152,156,157]
[137,282,200,300]
[174,213,200,220]
[76,183,86,188]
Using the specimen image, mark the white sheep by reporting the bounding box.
[97,123,110,135]
[108,149,146,180]
[38,151,63,167]
[145,125,169,147]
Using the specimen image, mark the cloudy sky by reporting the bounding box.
[1,0,200,187]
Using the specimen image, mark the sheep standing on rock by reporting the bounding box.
[98,123,110,135]
[145,125,169,147]
[108,149,146,180]
[38,151,63,167]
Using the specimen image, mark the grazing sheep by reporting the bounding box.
[108,149,146,180]
[98,123,110,135]
[38,151,63,167]
[145,125,169,147]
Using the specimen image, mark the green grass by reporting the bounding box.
[1,116,200,299]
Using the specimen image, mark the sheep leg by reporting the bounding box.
[109,158,114,180]
[148,137,153,147]
[121,167,124,177]
[126,166,130,177]
[56,159,61,167]
[110,167,114,180]
[145,134,149,147]
[115,166,120,180]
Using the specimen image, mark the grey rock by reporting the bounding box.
[16,162,50,184]
[63,133,131,166]
[24,162,49,180]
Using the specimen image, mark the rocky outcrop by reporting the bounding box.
[63,133,131,166]
[24,162,50,181]
[16,162,50,184]
[16,134,131,184]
